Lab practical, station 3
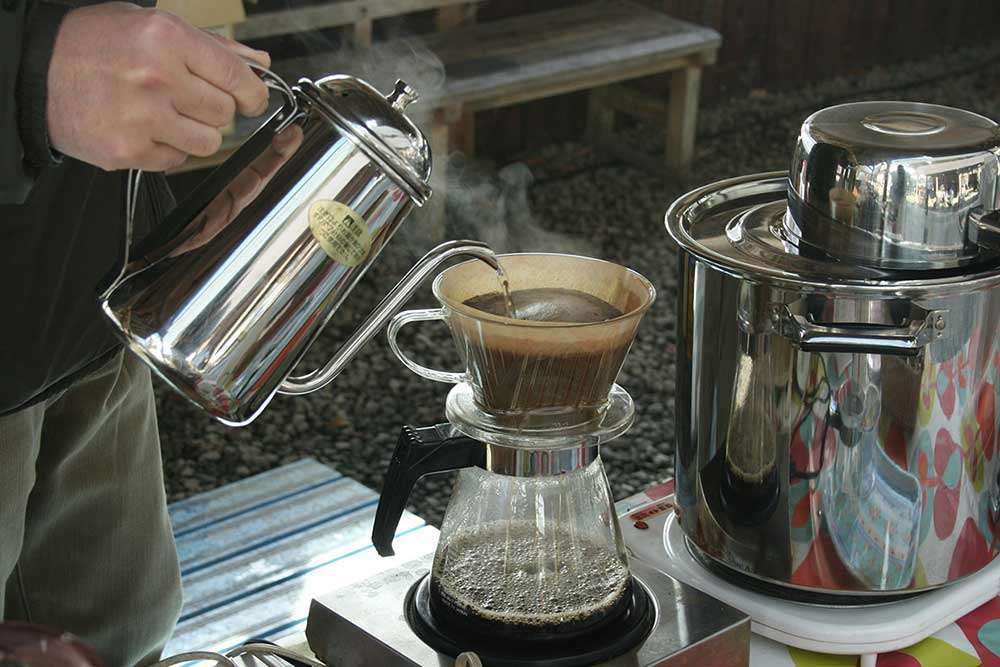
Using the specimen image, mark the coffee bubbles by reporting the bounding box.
[430,521,632,639]
[463,287,623,323]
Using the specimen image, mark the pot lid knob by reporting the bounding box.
[387,80,419,112]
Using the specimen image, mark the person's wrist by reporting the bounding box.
[17,1,74,169]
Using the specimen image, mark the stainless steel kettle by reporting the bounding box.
[101,66,497,426]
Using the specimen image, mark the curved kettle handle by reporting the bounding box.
[278,240,499,395]
[372,424,484,557]
[100,61,300,299]
[245,61,300,131]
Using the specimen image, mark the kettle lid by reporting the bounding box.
[298,75,432,205]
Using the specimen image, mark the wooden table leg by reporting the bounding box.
[352,18,373,47]
[452,110,476,157]
[424,106,461,241]
[586,86,616,145]
[666,65,702,173]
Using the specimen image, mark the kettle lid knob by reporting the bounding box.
[387,80,419,111]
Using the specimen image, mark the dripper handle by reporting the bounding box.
[372,424,484,557]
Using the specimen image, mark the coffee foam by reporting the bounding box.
[432,521,631,630]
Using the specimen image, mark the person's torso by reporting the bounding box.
[0,161,173,415]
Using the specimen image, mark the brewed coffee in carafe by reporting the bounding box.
[429,462,632,640]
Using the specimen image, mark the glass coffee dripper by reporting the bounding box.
[372,253,656,665]
[387,253,655,435]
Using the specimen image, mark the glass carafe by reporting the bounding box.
[371,425,631,642]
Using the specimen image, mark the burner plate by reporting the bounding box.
[305,554,750,666]
[621,500,1000,657]
[684,538,923,607]
[405,575,655,667]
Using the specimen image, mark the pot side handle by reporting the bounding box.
[775,300,945,356]
[969,207,1000,252]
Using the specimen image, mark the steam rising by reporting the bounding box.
[276,16,594,258]
[444,160,596,257]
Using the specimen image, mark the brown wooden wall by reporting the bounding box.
[655,0,1000,99]
[471,0,1000,160]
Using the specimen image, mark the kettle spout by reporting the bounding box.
[278,240,499,396]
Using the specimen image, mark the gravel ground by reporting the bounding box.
[156,41,1000,525]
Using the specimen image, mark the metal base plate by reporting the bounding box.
[306,556,750,666]
[624,502,1000,656]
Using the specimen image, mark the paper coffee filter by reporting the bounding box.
[433,253,655,354]
[436,253,653,317]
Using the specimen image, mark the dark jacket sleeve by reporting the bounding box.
[1,0,73,205]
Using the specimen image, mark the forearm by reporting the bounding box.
[0,0,30,204]
[18,1,74,171]
[0,0,73,205]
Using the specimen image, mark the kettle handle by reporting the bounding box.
[278,240,499,395]
[246,62,300,132]
[372,424,484,557]
[100,61,300,300]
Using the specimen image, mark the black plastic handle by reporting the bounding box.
[372,424,484,557]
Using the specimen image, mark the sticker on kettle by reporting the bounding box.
[308,200,371,266]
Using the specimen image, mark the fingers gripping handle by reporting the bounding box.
[372,425,484,557]
[245,61,300,132]
[387,309,465,383]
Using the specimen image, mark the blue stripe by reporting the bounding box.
[220,617,309,655]
[181,498,380,577]
[178,523,428,623]
[172,475,345,539]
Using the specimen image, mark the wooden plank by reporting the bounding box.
[418,1,719,105]
[272,3,719,109]
[352,18,373,47]
[452,110,476,155]
[586,86,616,144]
[235,0,484,41]
[425,109,451,240]
[666,64,701,171]
[452,54,705,112]
[435,3,475,31]
[601,83,669,121]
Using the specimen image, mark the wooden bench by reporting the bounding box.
[170,0,481,174]
[175,1,720,233]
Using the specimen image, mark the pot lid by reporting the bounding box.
[298,75,432,205]
[788,101,1000,270]
[665,171,1000,295]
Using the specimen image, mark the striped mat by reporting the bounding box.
[163,458,439,657]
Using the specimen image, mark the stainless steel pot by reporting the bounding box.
[101,69,497,426]
[667,116,1000,594]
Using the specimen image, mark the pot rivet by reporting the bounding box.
[934,316,946,330]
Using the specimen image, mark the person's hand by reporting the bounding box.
[46,2,272,172]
